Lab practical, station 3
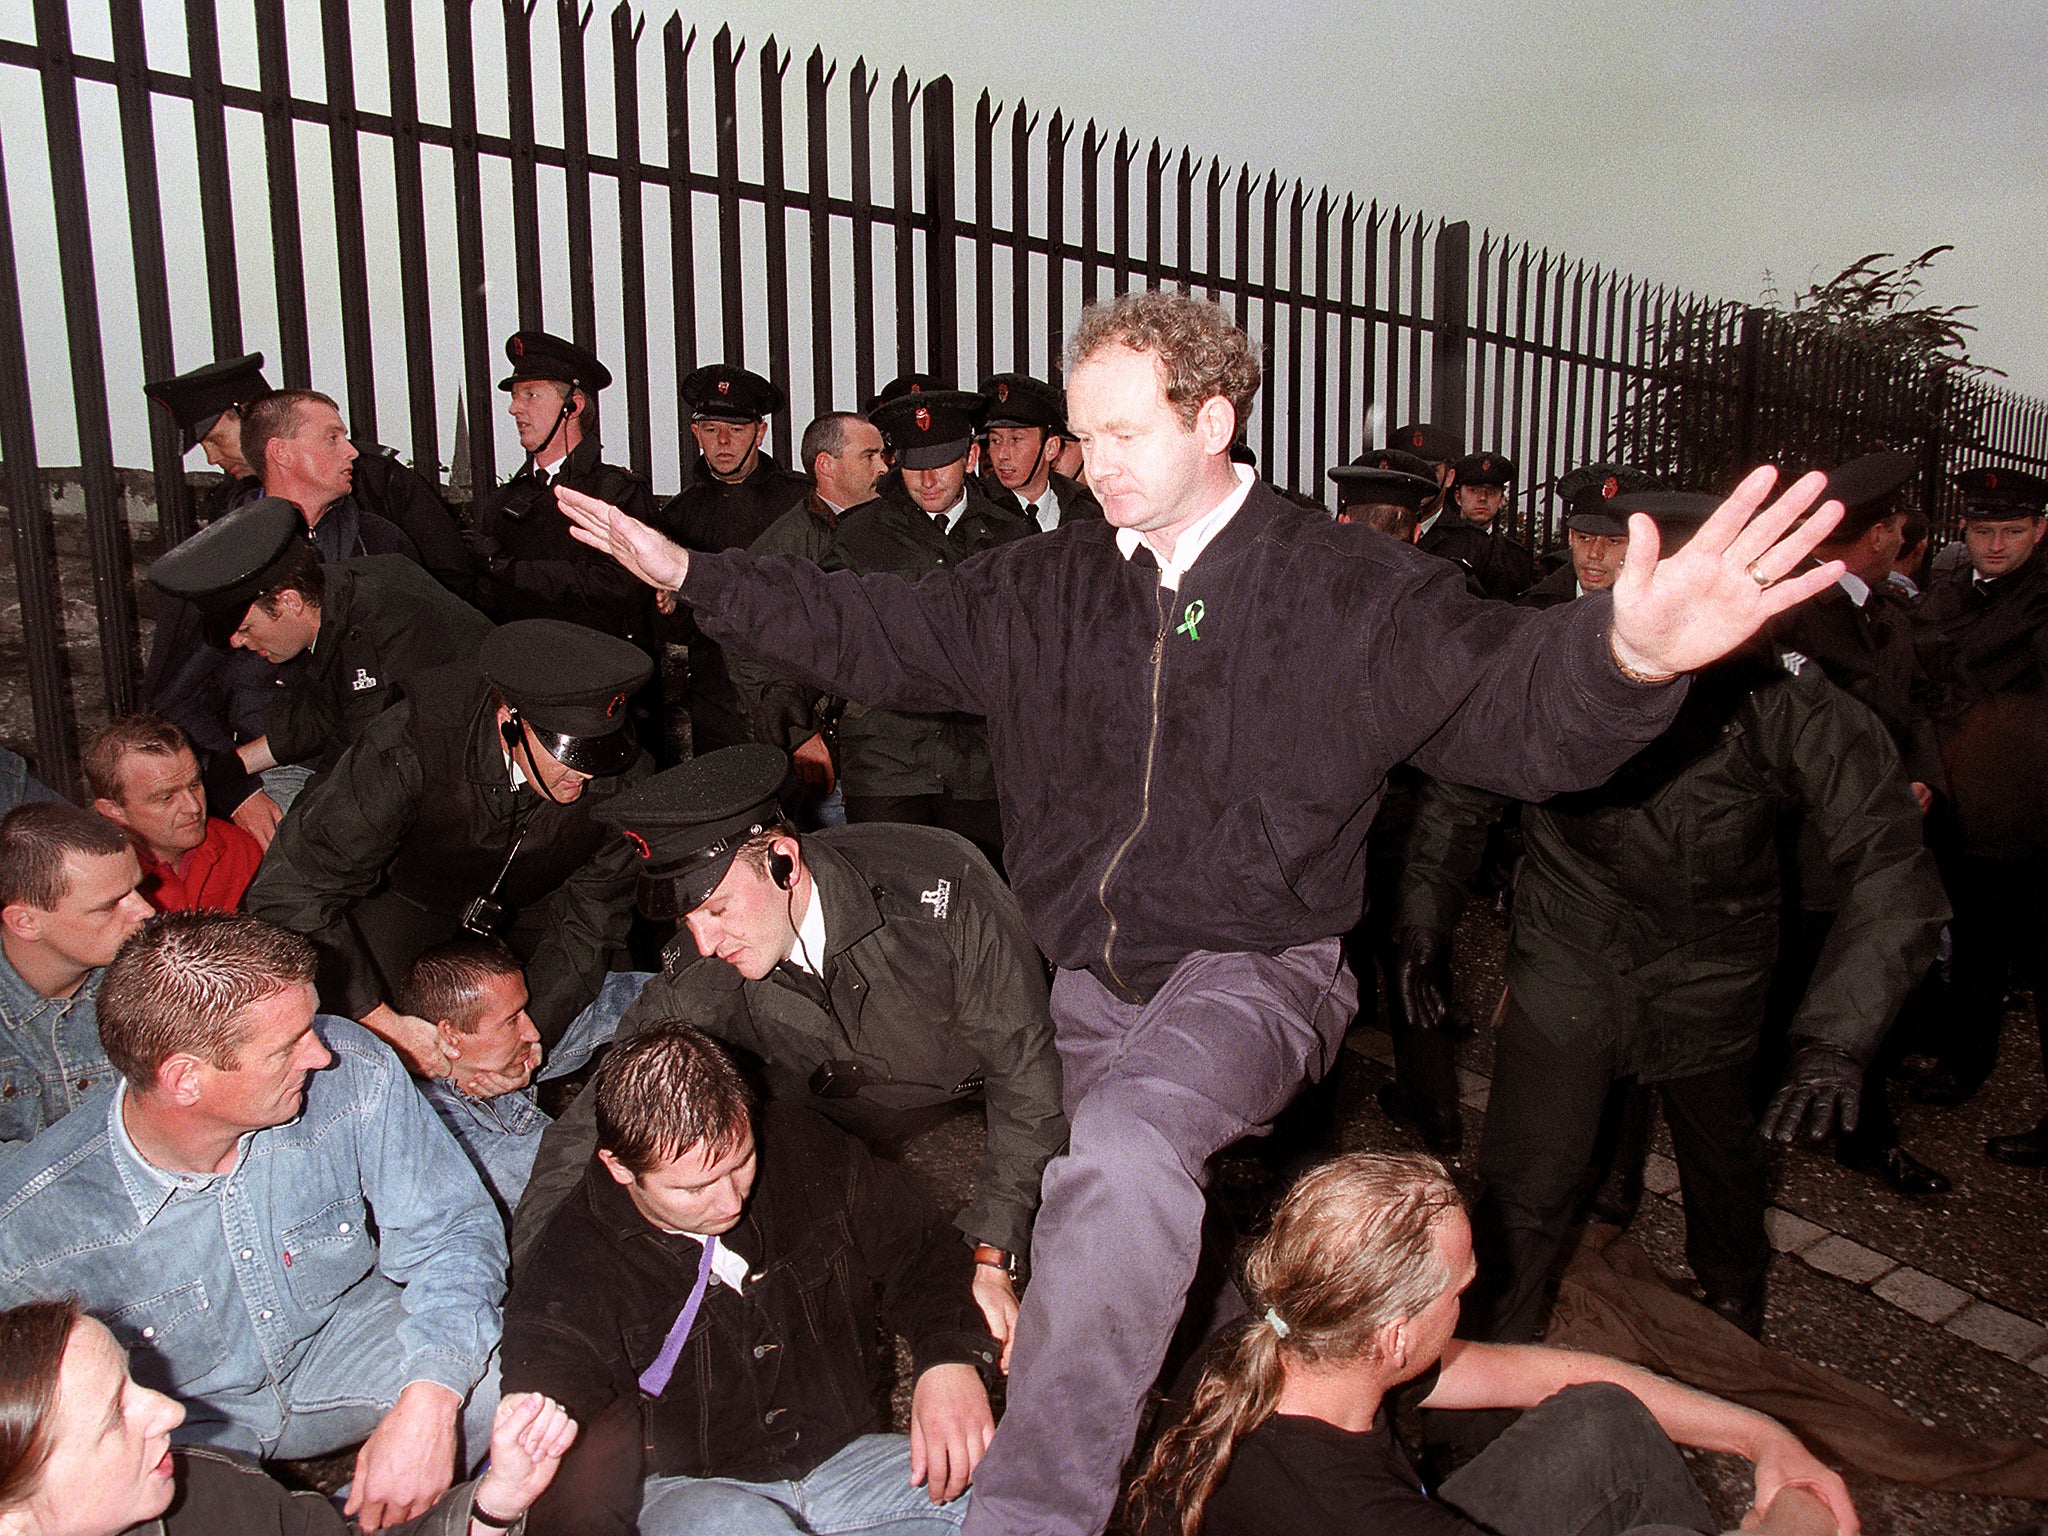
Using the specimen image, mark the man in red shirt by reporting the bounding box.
[87,716,263,913]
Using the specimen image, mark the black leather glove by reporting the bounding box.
[1759,1041,1863,1144]
[462,526,511,575]
[748,683,813,754]
[1392,926,1451,1035]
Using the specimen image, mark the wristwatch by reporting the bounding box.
[972,1243,1019,1281]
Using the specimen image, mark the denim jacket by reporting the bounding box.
[418,1079,550,1217]
[0,1018,505,1436]
[0,945,116,1148]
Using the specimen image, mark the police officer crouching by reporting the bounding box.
[245,619,653,1077]
[147,498,491,793]
[512,745,1066,1360]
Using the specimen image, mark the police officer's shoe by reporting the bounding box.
[1835,1138,1952,1195]
[1909,1065,1985,1107]
[1686,1283,1764,1339]
[1376,1081,1463,1154]
[1986,1116,2048,1167]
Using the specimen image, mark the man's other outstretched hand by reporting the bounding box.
[559,485,691,593]
[1609,467,1845,679]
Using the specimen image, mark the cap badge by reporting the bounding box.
[1411,430,1424,448]
[915,406,932,432]
[717,379,731,397]
[1601,475,1619,499]
[1481,456,1493,473]
[1986,471,1999,490]
[622,829,651,859]
[908,382,924,394]
[510,335,525,357]
[996,382,1010,402]
[606,692,625,718]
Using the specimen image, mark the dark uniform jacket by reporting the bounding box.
[475,435,657,640]
[515,824,1064,1260]
[1775,577,1946,789]
[1408,655,1946,1081]
[984,469,1104,531]
[729,492,858,754]
[243,659,648,1039]
[142,501,420,818]
[349,442,472,600]
[657,453,811,755]
[1421,513,1533,601]
[1916,550,2048,722]
[680,479,1687,1004]
[1521,563,1580,609]
[813,481,1032,802]
[503,1104,998,1532]
[138,1447,499,1536]
[260,555,494,772]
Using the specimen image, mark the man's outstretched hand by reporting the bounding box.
[1609,467,1846,678]
[559,486,691,593]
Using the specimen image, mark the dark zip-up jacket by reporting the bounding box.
[513,824,1063,1261]
[261,555,493,771]
[680,479,1687,1003]
[503,1104,997,1531]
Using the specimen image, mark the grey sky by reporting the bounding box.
[717,0,2048,398]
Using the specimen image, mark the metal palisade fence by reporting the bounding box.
[1,0,2046,791]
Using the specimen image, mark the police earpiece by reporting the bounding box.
[768,850,795,890]
[500,713,524,753]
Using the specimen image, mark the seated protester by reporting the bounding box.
[0,1298,577,1536]
[975,373,1102,532]
[514,747,1066,1360]
[402,939,651,1217]
[1130,1152,1857,1536]
[503,1024,1000,1536]
[148,499,492,786]
[0,804,151,1146]
[244,620,651,1078]
[0,912,506,1530]
[84,715,262,913]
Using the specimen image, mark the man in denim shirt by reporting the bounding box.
[0,911,506,1534]
[0,803,153,1146]
[402,938,650,1216]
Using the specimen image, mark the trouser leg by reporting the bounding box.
[1939,852,2024,1087]
[933,794,1005,874]
[843,792,938,828]
[960,943,1356,1536]
[1657,1064,1769,1309]
[1470,997,1616,1342]
[1436,1382,1714,1536]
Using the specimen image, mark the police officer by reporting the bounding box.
[147,497,492,787]
[514,744,1067,1359]
[141,352,269,520]
[245,619,652,1077]
[977,372,1102,532]
[1327,456,1438,539]
[1912,466,2048,1149]
[1414,493,1947,1339]
[657,364,810,756]
[1447,452,1537,600]
[470,330,656,639]
[828,388,1030,865]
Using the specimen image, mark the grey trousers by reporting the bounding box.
[1438,1382,1715,1536]
[960,941,1356,1536]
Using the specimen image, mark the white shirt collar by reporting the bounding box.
[931,492,968,535]
[1115,465,1256,590]
[1837,570,1871,607]
[785,881,829,978]
[1028,485,1060,535]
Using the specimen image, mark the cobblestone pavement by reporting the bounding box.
[897,902,2048,1535]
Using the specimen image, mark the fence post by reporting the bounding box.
[1430,218,1469,435]
[0,132,76,791]
[1733,305,1766,470]
[922,75,957,380]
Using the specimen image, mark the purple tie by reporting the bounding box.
[637,1236,719,1397]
